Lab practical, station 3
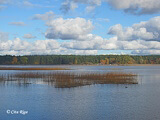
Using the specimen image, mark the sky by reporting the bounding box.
[0,0,160,55]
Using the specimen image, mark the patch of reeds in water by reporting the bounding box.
[3,72,138,88]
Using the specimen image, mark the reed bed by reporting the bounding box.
[0,67,70,70]
[3,72,138,88]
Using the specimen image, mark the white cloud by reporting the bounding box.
[107,0,160,15]
[0,38,29,51]
[108,16,160,41]
[60,0,101,13]
[23,34,36,39]
[0,31,8,41]
[10,38,30,51]
[31,11,54,21]
[45,17,94,40]
[21,1,54,8]
[0,37,99,55]
[74,50,98,55]
[60,0,160,15]
[131,50,160,55]
[23,1,34,7]
[9,22,26,26]
[60,1,78,14]
[32,39,60,50]
[1,36,160,55]
[0,0,10,10]
[85,6,96,13]
[62,35,160,50]
[96,18,110,22]
[0,38,60,55]
[0,0,10,4]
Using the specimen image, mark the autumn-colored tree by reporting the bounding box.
[12,57,18,64]
[74,58,78,64]
[100,60,106,65]
[105,58,109,64]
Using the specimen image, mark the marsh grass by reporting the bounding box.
[3,72,138,88]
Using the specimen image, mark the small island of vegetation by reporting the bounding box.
[0,72,138,88]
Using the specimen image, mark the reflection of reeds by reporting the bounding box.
[14,73,45,79]
[0,75,5,81]
[101,68,124,70]
[4,72,138,88]
[0,67,70,70]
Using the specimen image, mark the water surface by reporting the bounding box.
[0,65,160,120]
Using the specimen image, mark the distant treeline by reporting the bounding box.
[0,55,160,65]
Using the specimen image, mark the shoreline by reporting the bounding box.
[52,64,160,66]
[0,67,70,70]
[0,64,160,66]
[0,64,160,70]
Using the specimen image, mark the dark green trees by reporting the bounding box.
[0,55,159,65]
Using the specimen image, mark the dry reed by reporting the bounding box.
[3,72,138,88]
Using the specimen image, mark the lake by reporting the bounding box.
[0,65,160,120]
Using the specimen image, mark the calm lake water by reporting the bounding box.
[0,65,160,120]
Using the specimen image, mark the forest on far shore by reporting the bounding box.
[0,55,160,65]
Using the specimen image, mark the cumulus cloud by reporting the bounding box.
[45,17,94,40]
[22,1,54,8]
[1,36,160,55]
[0,0,10,4]
[31,11,54,21]
[60,0,160,15]
[0,38,29,51]
[0,31,8,41]
[60,0,101,13]
[61,35,108,50]
[96,18,110,22]
[85,6,96,13]
[23,34,36,39]
[62,35,160,51]
[0,38,60,55]
[107,0,160,15]
[32,39,60,50]
[0,37,99,55]
[23,1,34,7]
[42,16,160,54]
[74,50,98,55]
[108,16,160,41]
[131,50,160,55]
[0,0,10,10]
[60,1,78,14]
[9,22,26,26]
